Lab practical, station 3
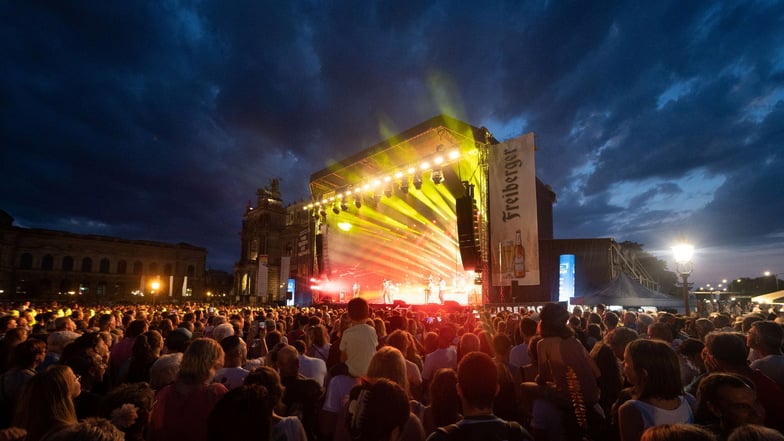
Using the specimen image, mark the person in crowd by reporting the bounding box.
[306,324,331,363]
[98,382,155,441]
[59,343,107,419]
[592,326,639,419]
[694,318,716,342]
[0,316,18,341]
[205,384,273,441]
[426,352,531,441]
[243,366,307,441]
[340,298,378,377]
[639,424,717,441]
[419,368,461,436]
[636,313,655,338]
[491,334,520,423]
[277,344,323,441]
[423,325,457,391]
[40,417,125,441]
[108,319,147,385]
[649,323,699,387]
[292,339,327,386]
[13,365,80,441]
[0,338,46,427]
[618,339,694,441]
[746,321,784,387]
[387,330,424,401]
[40,330,79,372]
[702,331,784,431]
[509,317,538,378]
[345,378,425,441]
[727,424,784,441]
[521,303,600,441]
[677,338,706,395]
[0,328,27,373]
[694,373,765,441]
[213,335,249,389]
[456,332,479,363]
[119,330,162,384]
[148,338,228,441]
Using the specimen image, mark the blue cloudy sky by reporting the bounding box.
[1,1,782,287]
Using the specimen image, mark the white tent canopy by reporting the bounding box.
[571,272,692,310]
[751,290,784,304]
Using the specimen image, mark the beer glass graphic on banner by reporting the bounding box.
[501,240,515,281]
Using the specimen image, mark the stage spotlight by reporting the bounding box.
[413,174,423,190]
[354,195,362,209]
[319,208,327,217]
[432,169,444,184]
[332,204,340,215]
[384,184,393,198]
[340,200,349,211]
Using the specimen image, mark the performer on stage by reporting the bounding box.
[382,279,393,304]
[438,277,446,304]
[352,280,360,298]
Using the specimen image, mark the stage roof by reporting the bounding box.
[309,114,498,199]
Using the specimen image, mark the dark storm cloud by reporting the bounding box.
[1,0,782,282]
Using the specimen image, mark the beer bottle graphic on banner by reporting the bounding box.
[513,230,526,278]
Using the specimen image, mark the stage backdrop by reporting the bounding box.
[489,133,540,286]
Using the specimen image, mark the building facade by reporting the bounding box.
[0,210,206,303]
[234,179,313,305]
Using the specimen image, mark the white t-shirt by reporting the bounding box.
[339,323,378,377]
[422,346,457,382]
[322,375,360,413]
[299,354,327,386]
[213,366,249,390]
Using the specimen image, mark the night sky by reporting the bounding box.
[2,1,782,288]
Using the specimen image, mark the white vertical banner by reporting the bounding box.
[169,275,174,297]
[280,256,291,304]
[256,260,268,298]
[489,133,540,286]
[182,276,188,297]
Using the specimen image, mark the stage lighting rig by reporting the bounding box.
[413,174,423,190]
[354,195,362,209]
[400,179,409,194]
[431,169,443,184]
[331,204,340,215]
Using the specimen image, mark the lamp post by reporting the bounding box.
[763,271,780,291]
[151,280,160,306]
[672,242,694,315]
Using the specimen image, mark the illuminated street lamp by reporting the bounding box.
[151,280,160,305]
[672,242,694,315]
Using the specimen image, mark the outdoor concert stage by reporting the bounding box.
[312,281,483,306]
[306,116,488,307]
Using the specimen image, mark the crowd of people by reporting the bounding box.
[0,298,782,441]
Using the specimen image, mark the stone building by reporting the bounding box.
[0,210,206,303]
[234,179,313,305]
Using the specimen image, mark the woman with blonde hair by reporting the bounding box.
[149,338,227,441]
[13,365,80,441]
[366,346,408,394]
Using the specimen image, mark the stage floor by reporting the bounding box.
[319,287,482,306]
